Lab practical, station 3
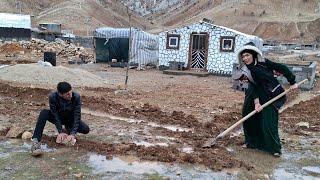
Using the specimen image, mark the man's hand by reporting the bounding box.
[63,135,76,146]
[255,103,263,112]
[66,135,75,143]
[56,133,68,144]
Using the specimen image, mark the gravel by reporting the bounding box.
[0,64,108,88]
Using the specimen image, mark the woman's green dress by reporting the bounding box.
[242,60,296,154]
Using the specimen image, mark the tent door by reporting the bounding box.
[95,37,129,63]
[188,32,209,70]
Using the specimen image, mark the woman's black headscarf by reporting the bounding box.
[240,49,258,63]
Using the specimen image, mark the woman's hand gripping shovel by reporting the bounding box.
[202,79,308,148]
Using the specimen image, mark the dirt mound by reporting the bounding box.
[82,96,203,129]
[281,95,320,134]
[0,64,107,88]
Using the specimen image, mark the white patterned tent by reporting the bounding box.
[0,13,31,29]
[0,13,31,41]
[94,27,159,67]
[158,20,263,75]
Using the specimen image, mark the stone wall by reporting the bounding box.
[159,22,255,75]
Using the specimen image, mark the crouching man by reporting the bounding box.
[31,82,90,156]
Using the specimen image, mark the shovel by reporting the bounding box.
[202,79,308,148]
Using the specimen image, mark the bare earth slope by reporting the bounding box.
[0,0,152,36]
[0,0,319,42]
[144,0,320,43]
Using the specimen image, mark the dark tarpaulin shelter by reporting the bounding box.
[94,27,158,67]
[95,36,129,63]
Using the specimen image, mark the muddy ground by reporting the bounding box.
[0,64,319,179]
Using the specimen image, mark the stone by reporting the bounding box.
[116,84,127,90]
[302,166,320,176]
[21,131,33,140]
[0,125,8,132]
[62,138,76,146]
[6,126,24,138]
[115,89,129,96]
[74,172,83,179]
[311,139,320,145]
[4,166,13,171]
[295,122,309,128]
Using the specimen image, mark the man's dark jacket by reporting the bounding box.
[49,91,81,135]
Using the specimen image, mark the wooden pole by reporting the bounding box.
[124,7,131,90]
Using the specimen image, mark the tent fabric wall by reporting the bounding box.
[94,27,158,67]
[0,27,31,41]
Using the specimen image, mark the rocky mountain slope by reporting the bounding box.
[0,0,319,42]
[0,0,153,36]
[143,0,320,43]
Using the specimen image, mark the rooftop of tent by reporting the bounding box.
[94,27,158,39]
[0,13,31,29]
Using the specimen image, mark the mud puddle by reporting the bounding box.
[272,149,320,179]
[235,132,320,179]
[0,138,233,179]
[0,134,318,179]
[147,122,192,132]
[0,138,54,156]
[87,153,233,179]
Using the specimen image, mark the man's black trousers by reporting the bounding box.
[32,109,90,141]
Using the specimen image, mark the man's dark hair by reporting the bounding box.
[57,82,72,94]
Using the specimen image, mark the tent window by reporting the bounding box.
[166,34,180,49]
[220,36,235,52]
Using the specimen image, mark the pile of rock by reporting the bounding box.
[0,38,94,62]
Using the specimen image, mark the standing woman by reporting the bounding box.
[236,42,298,157]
